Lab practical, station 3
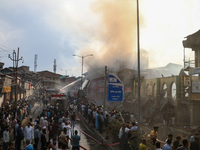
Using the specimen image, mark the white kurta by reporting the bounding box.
[24,126,33,143]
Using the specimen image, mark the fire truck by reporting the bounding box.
[50,93,68,109]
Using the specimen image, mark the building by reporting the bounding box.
[183,29,200,125]
[60,76,77,87]
[1,66,34,100]
[37,70,62,90]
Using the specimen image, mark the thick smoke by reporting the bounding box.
[78,0,144,79]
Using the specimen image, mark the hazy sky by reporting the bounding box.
[0,0,199,76]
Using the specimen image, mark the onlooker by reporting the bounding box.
[16,122,24,150]
[48,120,54,141]
[41,129,47,148]
[119,124,125,139]
[139,139,147,150]
[165,134,173,143]
[52,138,58,150]
[7,142,14,150]
[3,125,9,150]
[177,139,189,150]
[33,144,38,150]
[150,126,159,145]
[104,115,109,140]
[72,130,80,150]
[163,139,172,150]
[34,125,40,145]
[71,112,76,129]
[24,122,33,144]
[131,122,138,131]
[26,139,34,150]
[156,142,162,150]
[57,141,62,150]
[59,128,68,145]
[173,136,181,150]
[190,137,199,150]
[119,126,130,150]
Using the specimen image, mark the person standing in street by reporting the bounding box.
[162,139,172,150]
[71,112,76,129]
[150,126,159,145]
[173,136,181,150]
[24,122,33,144]
[95,111,99,130]
[139,139,147,150]
[26,139,34,150]
[34,125,40,145]
[16,122,24,150]
[177,139,189,150]
[63,122,71,149]
[38,127,43,150]
[3,125,9,150]
[99,112,104,134]
[104,115,109,140]
[41,129,47,149]
[190,137,199,150]
[72,130,80,150]
[48,120,54,141]
[87,107,91,124]
[14,120,19,149]
[59,128,68,145]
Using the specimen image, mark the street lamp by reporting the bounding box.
[136,0,141,131]
[73,54,93,102]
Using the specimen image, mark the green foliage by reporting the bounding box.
[129,130,142,150]
[109,119,122,135]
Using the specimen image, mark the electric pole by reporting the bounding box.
[8,48,23,112]
[34,54,38,72]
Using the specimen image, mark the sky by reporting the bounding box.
[0,0,199,77]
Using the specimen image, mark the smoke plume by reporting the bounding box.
[78,0,144,78]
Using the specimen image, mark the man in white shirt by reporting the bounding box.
[118,124,125,139]
[63,122,71,149]
[3,126,9,150]
[104,109,108,118]
[24,122,33,143]
[40,116,44,124]
[131,122,138,131]
[130,113,134,122]
[92,109,97,128]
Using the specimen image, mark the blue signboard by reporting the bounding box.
[108,74,124,102]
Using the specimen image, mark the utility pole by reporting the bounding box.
[136,0,141,131]
[53,59,56,73]
[34,54,38,72]
[103,66,107,118]
[8,48,23,112]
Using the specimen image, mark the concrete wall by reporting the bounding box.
[142,76,178,100]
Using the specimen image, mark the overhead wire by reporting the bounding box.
[0,43,13,50]
[0,47,12,54]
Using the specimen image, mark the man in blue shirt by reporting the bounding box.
[26,139,34,150]
[163,139,172,150]
[72,130,80,150]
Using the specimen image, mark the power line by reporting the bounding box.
[0,47,13,53]
[0,43,13,50]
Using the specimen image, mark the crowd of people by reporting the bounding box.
[1,93,81,150]
[1,91,200,150]
[78,98,200,150]
[0,96,37,148]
